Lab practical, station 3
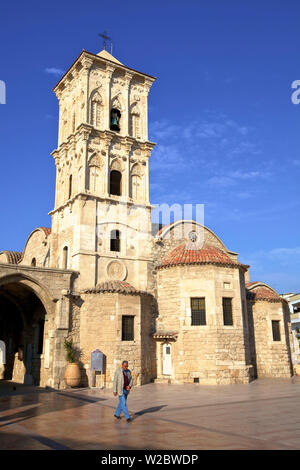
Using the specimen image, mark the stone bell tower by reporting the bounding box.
[49,48,156,290]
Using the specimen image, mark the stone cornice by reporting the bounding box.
[0,263,78,276]
[53,50,156,98]
[53,126,156,156]
[49,191,154,215]
[72,252,153,263]
[156,261,249,272]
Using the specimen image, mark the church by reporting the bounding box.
[0,47,294,388]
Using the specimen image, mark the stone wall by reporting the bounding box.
[79,291,155,388]
[247,298,293,378]
[156,263,254,385]
[0,263,78,389]
[21,229,50,268]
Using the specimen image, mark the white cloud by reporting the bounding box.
[45,67,65,76]
[206,176,235,187]
[269,247,300,257]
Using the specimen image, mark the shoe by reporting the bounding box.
[126,418,132,422]
[114,415,121,420]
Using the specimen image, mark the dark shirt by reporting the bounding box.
[123,370,129,389]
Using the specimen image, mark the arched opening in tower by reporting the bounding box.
[110,170,122,196]
[0,282,47,386]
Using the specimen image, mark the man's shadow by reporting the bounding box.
[133,405,167,419]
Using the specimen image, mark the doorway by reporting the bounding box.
[162,343,173,376]
[0,280,47,386]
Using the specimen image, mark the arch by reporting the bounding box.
[88,152,102,168]
[110,158,123,172]
[131,163,143,176]
[110,107,121,132]
[0,273,54,315]
[111,93,123,112]
[246,281,280,297]
[90,90,102,128]
[156,220,232,254]
[23,227,51,256]
[0,274,50,385]
[110,170,122,196]
[130,102,141,139]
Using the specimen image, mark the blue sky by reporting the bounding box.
[0,0,300,293]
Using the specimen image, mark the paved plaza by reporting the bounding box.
[0,378,300,450]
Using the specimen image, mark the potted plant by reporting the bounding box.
[63,338,81,387]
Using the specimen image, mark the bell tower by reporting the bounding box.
[49,48,156,290]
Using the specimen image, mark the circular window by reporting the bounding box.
[188,231,197,242]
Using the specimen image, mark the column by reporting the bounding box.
[124,72,134,136]
[144,80,152,141]
[80,58,94,124]
[105,65,115,130]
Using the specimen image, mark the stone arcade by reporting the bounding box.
[0,48,294,388]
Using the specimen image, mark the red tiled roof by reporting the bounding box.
[153,330,179,339]
[83,280,151,296]
[158,243,244,269]
[246,282,282,302]
[39,227,51,237]
[156,223,173,236]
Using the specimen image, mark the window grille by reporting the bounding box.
[122,316,134,341]
[191,298,206,325]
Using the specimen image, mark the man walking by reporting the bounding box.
[113,360,133,422]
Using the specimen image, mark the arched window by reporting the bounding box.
[68,175,72,199]
[110,108,121,132]
[131,174,140,200]
[131,114,140,139]
[31,258,36,267]
[110,170,122,196]
[131,164,143,200]
[91,93,102,128]
[110,230,120,252]
[63,246,68,269]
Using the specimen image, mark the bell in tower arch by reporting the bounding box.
[110,108,121,132]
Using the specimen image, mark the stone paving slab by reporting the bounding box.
[0,378,300,450]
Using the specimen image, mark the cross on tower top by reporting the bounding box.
[98,31,113,54]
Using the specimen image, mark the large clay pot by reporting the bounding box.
[294,364,300,376]
[64,363,81,387]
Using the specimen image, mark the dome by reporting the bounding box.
[83,280,150,296]
[159,243,245,269]
[246,282,282,302]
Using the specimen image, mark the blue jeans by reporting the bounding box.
[115,389,130,419]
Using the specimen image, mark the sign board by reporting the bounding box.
[91,349,103,372]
